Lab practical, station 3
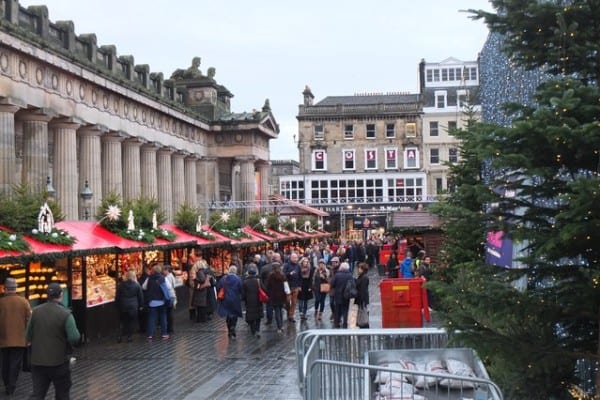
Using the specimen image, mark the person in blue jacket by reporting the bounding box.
[400,251,415,278]
[217,265,243,339]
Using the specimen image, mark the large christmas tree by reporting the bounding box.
[431,1,600,399]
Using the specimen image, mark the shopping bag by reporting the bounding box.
[258,286,269,303]
[283,281,291,295]
[357,305,369,327]
[319,283,330,293]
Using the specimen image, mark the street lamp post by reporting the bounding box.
[79,180,93,220]
[45,176,56,202]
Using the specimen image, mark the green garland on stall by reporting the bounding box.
[29,227,76,245]
[0,231,30,252]
[214,227,250,240]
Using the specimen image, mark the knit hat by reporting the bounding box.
[47,282,63,298]
[331,257,340,263]
[4,277,17,290]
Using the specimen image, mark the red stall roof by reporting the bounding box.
[243,226,277,242]
[160,224,229,248]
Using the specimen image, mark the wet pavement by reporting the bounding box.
[7,268,438,400]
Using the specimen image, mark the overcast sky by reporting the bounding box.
[20,0,492,160]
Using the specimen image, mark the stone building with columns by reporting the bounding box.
[0,1,278,222]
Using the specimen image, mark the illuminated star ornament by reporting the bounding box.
[106,205,121,221]
[259,217,267,227]
[220,212,230,222]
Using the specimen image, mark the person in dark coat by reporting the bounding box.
[329,262,354,329]
[115,270,144,342]
[312,259,330,321]
[297,257,314,321]
[387,251,399,278]
[143,264,172,340]
[242,265,264,338]
[203,264,218,319]
[217,265,243,339]
[355,262,370,329]
[191,266,209,323]
[266,263,286,334]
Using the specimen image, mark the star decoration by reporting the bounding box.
[106,205,121,221]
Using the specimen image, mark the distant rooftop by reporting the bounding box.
[316,92,420,107]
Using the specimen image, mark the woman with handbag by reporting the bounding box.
[355,262,370,328]
[312,259,330,321]
[216,265,243,339]
[241,264,264,338]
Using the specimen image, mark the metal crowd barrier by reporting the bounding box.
[307,360,504,400]
[295,328,449,397]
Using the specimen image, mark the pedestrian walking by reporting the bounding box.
[217,265,243,339]
[355,262,370,328]
[25,282,81,400]
[191,264,210,323]
[0,277,31,396]
[329,262,354,328]
[143,264,173,340]
[312,259,330,321]
[115,270,144,343]
[242,265,263,338]
[297,257,314,320]
[266,263,287,334]
[283,252,301,323]
[162,265,177,335]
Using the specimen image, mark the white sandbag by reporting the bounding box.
[413,359,445,389]
[374,360,416,384]
[439,358,476,388]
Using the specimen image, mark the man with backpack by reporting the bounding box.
[329,262,355,328]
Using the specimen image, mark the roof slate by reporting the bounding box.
[316,93,420,106]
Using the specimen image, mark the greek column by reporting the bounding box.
[184,155,197,206]
[51,118,81,220]
[237,156,256,223]
[78,125,105,219]
[101,132,124,197]
[122,138,143,201]
[140,142,159,200]
[256,160,271,205]
[0,102,21,193]
[171,151,186,216]
[197,156,219,204]
[157,148,173,222]
[19,108,55,193]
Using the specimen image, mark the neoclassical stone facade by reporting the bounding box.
[0,0,278,221]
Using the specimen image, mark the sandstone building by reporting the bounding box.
[0,1,278,221]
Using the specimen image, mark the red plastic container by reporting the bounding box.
[379,278,430,328]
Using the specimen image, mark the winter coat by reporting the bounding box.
[298,266,314,301]
[242,276,264,322]
[191,269,209,308]
[330,269,354,305]
[217,273,243,318]
[354,272,370,307]
[312,267,330,294]
[0,293,31,347]
[204,268,218,313]
[116,280,144,313]
[283,261,301,289]
[145,273,171,308]
[266,270,287,306]
[400,257,414,278]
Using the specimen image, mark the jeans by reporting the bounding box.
[1,347,24,394]
[147,305,167,337]
[299,299,309,316]
[273,305,284,329]
[248,319,261,334]
[30,362,71,400]
[314,292,327,313]
[119,309,138,339]
[265,302,273,322]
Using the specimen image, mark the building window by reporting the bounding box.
[386,123,395,138]
[343,149,355,170]
[385,147,397,169]
[344,124,354,139]
[312,150,327,171]
[313,124,324,140]
[404,147,419,169]
[429,121,439,136]
[441,68,448,81]
[457,89,469,108]
[426,69,433,82]
[449,148,458,163]
[435,91,447,108]
[387,177,424,203]
[405,123,417,138]
[366,124,376,139]
[430,148,439,164]
[447,120,457,134]
[448,68,455,81]
[433,69,440,82]
[365,149,377,170]
[436,178,443,194]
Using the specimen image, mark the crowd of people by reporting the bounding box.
[0,233,435,397]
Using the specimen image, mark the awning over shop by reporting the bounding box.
[268,195,329,217]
